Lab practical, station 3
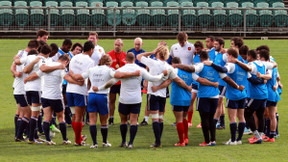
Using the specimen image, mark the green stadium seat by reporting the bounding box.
[164,0,175,5]
[272,2,285,8]
[151,1,166,26]
[14,1,29,26]
[223,0,237,6]
[242,2,258,27]
[45,1,59,26]
[76,2,90,26]
[167,1,179,26]
[254,0,267,5]
[121,1,136,26]
[212,2,226,27]
[197,2,211,27]
[60,1,75,26]
[135,1,151,26]
[256,2,269,8]
[106,1,121,26]
[178,0,192,4]
[256,2,273,27]
[193,0,207,5]
[269,0,283,6]
[209,0,223,7]
[75,0,87,3]
[274,10,287,27]
[227,2,242,27]
[0,1,13,26]
[90,2,105,26]
[30,1,44,26]
[88,0,103,4]
[181,1,196,27]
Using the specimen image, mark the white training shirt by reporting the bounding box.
[66,53,95,95]
[20,55,48,91]
[81,65,115,94]
[36,62,66,100]
[170,42,195,65]
[248,60,273,76]
[140,56,177,98]
[91,45,105,66]
[116,63,164,104]
[13,50,28,95]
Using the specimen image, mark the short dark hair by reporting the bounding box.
[40,44,52,55]
[71,42,83,51]
[126,52,135,62]
[83,41,95,52]
[239,45,249,55]
[215,37,225,47]
[37,40,47,52]
[37,29,49,37]
[177,32,188,42]
[256,45,270,52]
[89,32,98,38]
[27,39,40,49]
[62,38,72,46]
[259,49,270,61]
[199,50,209,60]
[171,57,181,64]
[50,43,58,51]
[58,54,70,62]
[28,49,38,56]
[206,35,215,42]
[248,50,257,59]
[227,48,239,58]
[194,41,204,48]
[231,37,244,48]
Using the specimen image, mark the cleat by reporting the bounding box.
[264,138,275,142]
[184,138,189,145]
[15,137,25,142]
[62,140,72,145]
[82,135,87,141]
[127,144,133,149]
[119,142,128,147]
[208,141,216,146]
[90,144,98,149]
[196,123,202,128]
[188,123,192,127]
[50,130,56,138]
[262,135,269,140]
[171,122,176,126]
[275,134,280,139]
[27,140,35,144]
[35,137,45,142]
[236,140,242,145]
[150,143,162,148]
[216,122,220,128]
[174,142,185,147]
[66,124,72,127]
[223,139,237,145]
[50,124,60,133]
[199,142,209,146]
[216,125,225,130]
[244,128,253,135]
[45,141,56,145]
[38,132,45,136]
[249,138,262,144]
[248,136,256,141]
[108,118,114,126]
[103,142,112,147]
[140,119,148,126]
[141,89,147,94]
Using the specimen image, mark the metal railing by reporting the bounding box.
[0,6,288,37]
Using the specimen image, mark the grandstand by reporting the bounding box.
[0,0,288,38]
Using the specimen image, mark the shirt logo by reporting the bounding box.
[99,49,102,52]
[188,47,191,51]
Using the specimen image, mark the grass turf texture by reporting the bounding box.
[0,39,287,161]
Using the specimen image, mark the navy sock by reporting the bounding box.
[159,122,164,138]
[25,121,30,137]
[101,125,108,143]
[29,117,37,141]
[266,118,271,137]
[237,122,246,141]
[34,118,39,139]
[213,118,218,125]
[220,115,225,126]
[51,116,57,126]
[17,117,29,138]
[38,113,43,133]
[14,115,19,137]
[270,131,276,139]
[152,121,161,145]
[89,125,97,145]
[129,125,138,145]
[230,122,237,142]
[65,107,72,125]
[43,121,51,141]
[276,113,279,135]
[16,117,22,137]
[59,122,67,141]
[120,124,127,143]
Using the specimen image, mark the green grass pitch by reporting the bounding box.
[0,39,287,161]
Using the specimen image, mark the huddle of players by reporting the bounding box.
[11,30,281,148]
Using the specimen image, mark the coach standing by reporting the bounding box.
[107,39,126,125]
[88,32,106,66]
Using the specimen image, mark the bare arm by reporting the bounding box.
[173,77,192,92]
[40,64,65,73]
[23,57,41,74]
[234,60,252,72]
[94,78,118,92]
[151,79,173,92]
[114,70,141,79]
[223,76,244,91]
[10,62,22,78]
[256,72,272,80]
[24,72,39,83]
[64,74,84,86]
[174,64,195,73]
[196,77,219,88]
[136,51,155,61]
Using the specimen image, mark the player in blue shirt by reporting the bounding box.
[127,37,146,68]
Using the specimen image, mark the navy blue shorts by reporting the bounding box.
[66,93,87,107]
[41,98,64,113]
[166,87,170,98]
[266,100,277,107]
[110,84,121,94]
[147,94,166,112]
[118,102,141,115]
[247,98,267,110]
[219,86,226,97]
[87,93,108,115]
[226,98,246,109]
[62,84,67,95]
[172,105,189,112]
[196,97,219,113]
[14,94,28,107]
[192,84,198,90]
[26,91,41,105]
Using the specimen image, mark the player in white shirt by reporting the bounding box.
[66,41,95,146]
[88,32,105,66]
[24,55,77,145]
[169,32,195,65]
[94,52,167,149]
[137,45,192,148]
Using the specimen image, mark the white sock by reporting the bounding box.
[144,116,149,122]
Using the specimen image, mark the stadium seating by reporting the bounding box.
[45,1,60,26]
[181,1,196,27]
[14,1,29,26]
[211,2,227,27]
[151,1,166,26]
[167,1,179,26]
[272,2,287,27]
[30,1,44,26]
[106,1,121,26]
[0,1,13,26]
[121,1,136,26]
[257,2,273,27]
[90,1,106,26]
[135,1,151,26]
[242,2,258,27]
[60,1,75,26]
[227,2,243,27]
[75,1,90,26]
[197,2,212,27]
